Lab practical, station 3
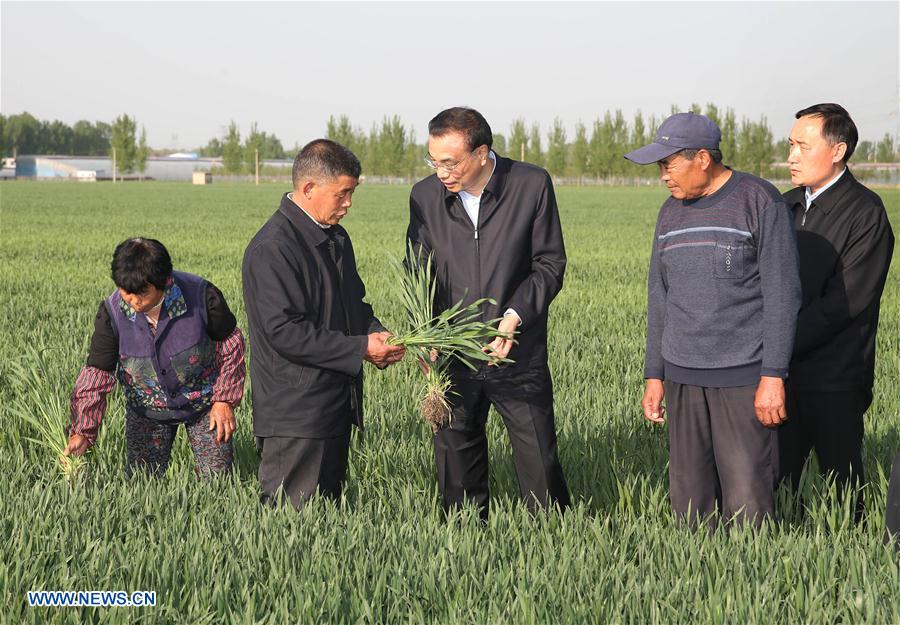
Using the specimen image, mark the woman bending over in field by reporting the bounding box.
[64,237,245,477]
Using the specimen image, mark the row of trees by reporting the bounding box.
[323,105,898,180]
[4,108,897,180]
[0,112,150,175]
[1,113,112,157]
[198,122,287,173]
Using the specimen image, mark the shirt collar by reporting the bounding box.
[278,192,330,248]
[459,151,497,200]
[287,192,331,229]
[118,275,187,322]
[805,167,846,209]
[443,150,510,206]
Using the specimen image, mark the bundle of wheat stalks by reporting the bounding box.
[387,246,513,432]
[9,347,87,481]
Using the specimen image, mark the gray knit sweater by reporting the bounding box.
[644,170,801,387]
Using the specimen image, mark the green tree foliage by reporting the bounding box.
[110,114,139,174]
[377,115,410,177]
[875,133,896,162]
[508,119,527,162]
[222,121,242,174]
[609,110,628,177]
[571,121,589,182]
[243,123,264,174]
[545,118,567,177]
[243,122,287,172]
[735,116,775,177]
[492,133,507,156]
[198,137,223,157]
[774,138,790,163]
[719,108,738,164]
[853,140,874,163]
[704,103,721,130]
[526,123,543,167]
[2,113,111,157]
[72,120,111,155]
[136,127,149,174]
[4,112,42,155]
[589,116,609,178]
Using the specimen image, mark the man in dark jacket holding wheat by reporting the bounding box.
[243,139,404,509]
[407,107,571,520]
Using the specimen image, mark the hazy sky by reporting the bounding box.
[2,1,897,150]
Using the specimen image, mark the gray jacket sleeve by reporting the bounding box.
[644,219,666,380]
[758,199,802,378]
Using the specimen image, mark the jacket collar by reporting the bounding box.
[441,152,512,205]
[788,167,858,215]
[118,274,187,322]
[278,192,331,248]
[441,153,512,229]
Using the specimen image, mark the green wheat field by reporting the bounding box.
[1,182,898,624]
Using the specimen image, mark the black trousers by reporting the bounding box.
[779,385,870,518]
[257,433,351,510]
[435,365,570,519]
[665,381,779,528]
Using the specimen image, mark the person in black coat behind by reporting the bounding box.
[780,104,895,521]
[242,140,405,509]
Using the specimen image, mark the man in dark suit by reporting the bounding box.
[242,139,405,509]
[780,103,894,520]
[407,107,570,519]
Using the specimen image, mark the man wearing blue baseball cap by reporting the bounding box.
[627,112,802,528]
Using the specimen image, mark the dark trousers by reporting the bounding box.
[666,381,778,528]
[435,365,570,520]
[258,433,351,510]
[779,386,870,519]
[125,411,233,478]
[886,453,900,550]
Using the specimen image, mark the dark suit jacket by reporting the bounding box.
[242,193,384,438]
[407,154,566,377]
[784,169,894,391]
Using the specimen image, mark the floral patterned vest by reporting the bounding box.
[106,271,217,422]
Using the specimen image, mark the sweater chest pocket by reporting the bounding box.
[714,242,744,278]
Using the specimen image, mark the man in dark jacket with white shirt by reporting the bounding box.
[407,107,570,519]
[780,103,895,520]
[243,139,405,509]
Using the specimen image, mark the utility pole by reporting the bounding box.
[520,142,525,162]
[255,148,259,186]
[112,147,117,184]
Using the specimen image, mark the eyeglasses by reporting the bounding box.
[424,150,477,173]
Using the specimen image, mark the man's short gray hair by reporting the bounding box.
[681,148,723,164]
[292,139,361,188]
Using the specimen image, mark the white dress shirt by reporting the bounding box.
[457,151,497,227]
[805,167,846,209]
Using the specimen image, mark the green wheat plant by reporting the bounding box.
[7,346,87,481]
[387,244,515,431]
[1,183,898,624]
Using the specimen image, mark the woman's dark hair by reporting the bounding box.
[111,237,172,293]
[428,107,493,151]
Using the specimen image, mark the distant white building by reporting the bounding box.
[14,155,219,181]
[13,154,293,181]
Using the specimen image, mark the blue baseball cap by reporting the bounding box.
[624,112,722,164]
